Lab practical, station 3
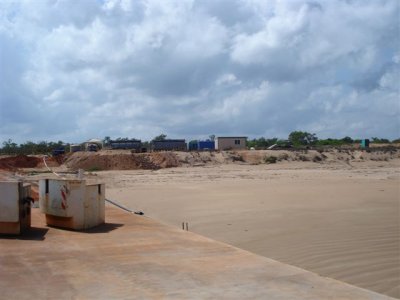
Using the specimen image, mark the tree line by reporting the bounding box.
[245,131,398,149]
[0,139,67,155]
[0,132,399,155]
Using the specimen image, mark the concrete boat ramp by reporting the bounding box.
[0,207,393,299]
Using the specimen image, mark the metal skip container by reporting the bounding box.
[39,179,105,230]
[0,181,32,235]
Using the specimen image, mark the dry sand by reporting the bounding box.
[100,160,400,298]
[4,149,399,297]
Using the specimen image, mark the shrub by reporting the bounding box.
[264,156,277,164]
[297,155,310,161]
[87,166,102,172]
[278,153,289,161]
[312,155,322,162]
[231,153,244,162]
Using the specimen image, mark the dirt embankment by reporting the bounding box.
[0,155,60,171]
[239,148,400,165]
[1,147,399,171]
[63,147,400,171]
[64,151,180,171]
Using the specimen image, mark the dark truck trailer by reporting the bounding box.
[152,139,187,151]
[52,147,66,156]
[110,140,142,152]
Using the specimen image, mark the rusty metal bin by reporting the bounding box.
[39,179,105,230]
[0,181,32,235]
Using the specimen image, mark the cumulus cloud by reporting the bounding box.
[0,0,399,143]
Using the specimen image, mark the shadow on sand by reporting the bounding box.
[0,222,124,239]
[82,222,124,234]
[0,227,49,241]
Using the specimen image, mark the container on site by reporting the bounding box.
[152,139,187,151]
[39,179,105,230]
[0,181,32,235]
[360,139,370,149]
[198,140,215,150]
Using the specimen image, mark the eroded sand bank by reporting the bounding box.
[102,161,400,298]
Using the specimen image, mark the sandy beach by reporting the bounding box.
[101,160,400,298]
[2,150,399,297]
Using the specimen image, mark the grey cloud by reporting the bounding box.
[0,0,399,143]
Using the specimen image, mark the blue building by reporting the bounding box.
[188,140,215,151]
[198,140,215,150]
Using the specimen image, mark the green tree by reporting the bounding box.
[152,134,167,141]
[1,139,18,154]
[316,138,342,146]
[246,137,278,149]
[36,141,48,153]
[103,136,111,146]
[371,137,390,144]
[341,136,353,144]
[0,139,69,155]
[288,131,318,146]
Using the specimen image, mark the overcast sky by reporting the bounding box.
[0,0,399,143]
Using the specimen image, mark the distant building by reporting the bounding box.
[215,137,247,150]
[110,139,142,152]
[152,139,187,151]
[188,140,215,151]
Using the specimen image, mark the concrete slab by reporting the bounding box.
[0,207,393,299]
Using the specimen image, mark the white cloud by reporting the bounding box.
[216,73,241,86]
[210,81,269,118]
[0,0,399,143]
